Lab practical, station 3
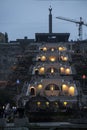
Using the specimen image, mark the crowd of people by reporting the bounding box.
[0,103,25,122]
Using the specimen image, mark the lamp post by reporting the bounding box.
[82,75,86,88]
[16,79,20,108]
[16,79,20,94]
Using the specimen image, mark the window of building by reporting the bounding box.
[30,87,35,96]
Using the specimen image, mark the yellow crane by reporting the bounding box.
[56,16,87,41]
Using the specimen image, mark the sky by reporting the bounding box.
[0,0,87,41]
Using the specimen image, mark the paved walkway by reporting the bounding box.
[30,122,72,126]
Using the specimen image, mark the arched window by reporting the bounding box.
[35,69,39,75]
[30,87,35,96]
[45,84,60,90]
[49,56,56,62]
[46,67,58,74]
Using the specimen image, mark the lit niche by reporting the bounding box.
[65,68,71,75]
[39,67,45,74]
[60,67,65,73]
[58,46,67,51]
[37,102,41,107]
[51,48,54,51]
[58,47,63,51]
[61,56,68,61]
[41,56,46,61]
[49,56,56,62]
[46,102,49,107]
[38,84,43,89]
[63,56,68,61]
[51,68,54,74]
[69,86,75,96]
[50,85,54,91]
[62,84,69,92]
[43,47,47,51]
[63,101,68,106]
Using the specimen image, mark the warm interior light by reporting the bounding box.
[39,67,45,74]
[41,56,46,61]
[51,48,54,51]
[51,68,54,73]
[82,75,86,79]
[69,86,75,96]
[46,102,49,106]
[62,84,68,92]
[63,56,68,61]
[60,56,63,60]
[55,102,58,104]
[50,85,54,91]
[65,68,70,74]
[64,101,67,106]
[37,102,41,107]
[58,46,67,51]
[38,84,43,89]
[49,56,56,62]
[60,67,65,73]
[43,47,47,51]
[58,47,63,51]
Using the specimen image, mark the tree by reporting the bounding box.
[5,32,8,43]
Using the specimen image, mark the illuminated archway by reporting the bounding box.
[45,84,60,90]
[39,67,45,74]
[46,67,58,74]
[69,86,75,96]
[45,84,60,96]
[41,56,46,61]
[49,56,56,62]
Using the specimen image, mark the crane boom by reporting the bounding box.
[56,16,87,40]
[56,16,79,24]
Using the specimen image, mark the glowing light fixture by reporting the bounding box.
[41,56,46,61]
[62,84,68,91]
[49,56,56,62]
[69,86,75,96]
[39,67,45,74]
[65,68,70,74]
[82,75,86,79]
[46,102,49,106]
[58,46,67,51]
[38,84,43,89]
[64,101,67,106]
[63,56,68,61]
[51,68,54,73]
[43,47,47,51]
[58,47,63,51]
[60,67,65,73]
[37,102,41,107]
[50,85,54,91]
[51,48,54,51]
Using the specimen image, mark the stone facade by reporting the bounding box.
[0,43,22,81]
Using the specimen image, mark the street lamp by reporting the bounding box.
[16,79,20,94]
[82,75,86,88]
[16,79,20,108]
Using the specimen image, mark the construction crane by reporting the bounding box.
[56,16,87,41]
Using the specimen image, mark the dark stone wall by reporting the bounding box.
[0,43,22,80]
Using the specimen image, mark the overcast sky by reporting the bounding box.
[0,0,87,41]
